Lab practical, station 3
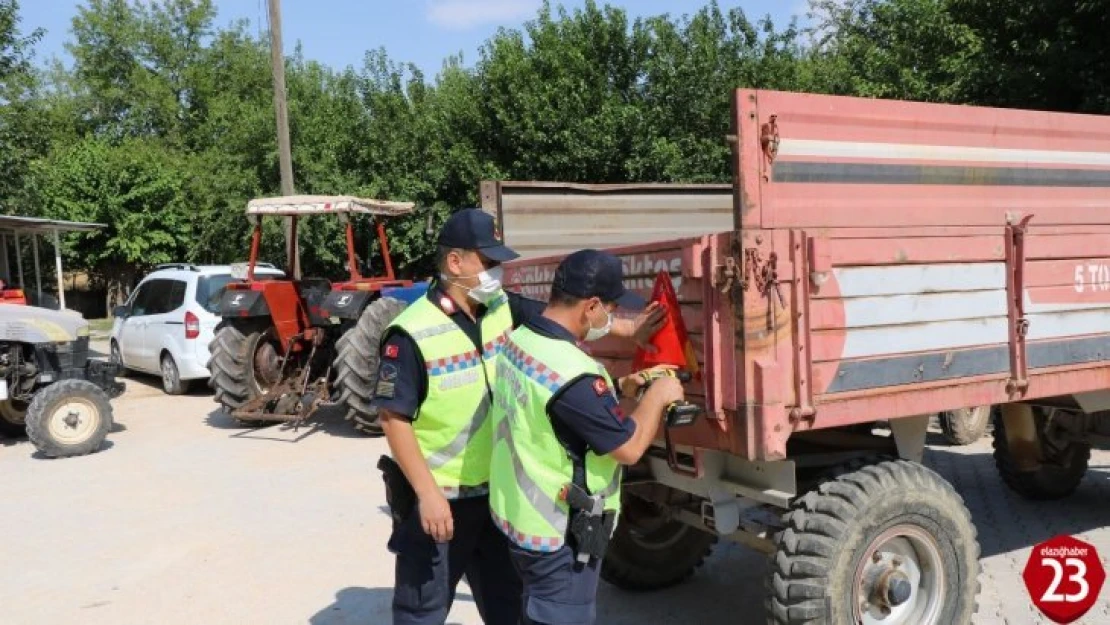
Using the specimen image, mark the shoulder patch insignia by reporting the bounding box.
[439,296,456,314]
[379,363,398,382]
[384,344,399,359]
[592,377,609,396]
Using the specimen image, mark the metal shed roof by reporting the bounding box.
[0,215,106,234]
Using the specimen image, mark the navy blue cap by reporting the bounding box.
[552,249,645,310]
[437,208,519,263]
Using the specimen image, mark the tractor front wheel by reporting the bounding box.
[334,297,407,436]
[208,321,283,426]
[25,379,113,458]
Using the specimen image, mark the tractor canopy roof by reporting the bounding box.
[246,195,416,217]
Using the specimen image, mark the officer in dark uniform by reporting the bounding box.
[488,248,685,625]
[372,210,664,625]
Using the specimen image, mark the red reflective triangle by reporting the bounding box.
[632,271,700,380]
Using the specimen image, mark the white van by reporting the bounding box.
[109,263,285,394]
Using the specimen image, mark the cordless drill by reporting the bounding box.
[632,368,702,427]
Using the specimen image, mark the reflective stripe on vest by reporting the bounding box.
[386,292,513,498]
[488,326,623,552]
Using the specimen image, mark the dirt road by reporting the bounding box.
[1,359,1107,624]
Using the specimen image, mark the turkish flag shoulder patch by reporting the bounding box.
[384,344,399,359]
[592,377,609,396]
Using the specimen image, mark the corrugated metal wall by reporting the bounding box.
[480,181,733,259]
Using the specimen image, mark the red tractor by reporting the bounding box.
[208,194,424,434]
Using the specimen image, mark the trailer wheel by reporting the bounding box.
[992,407,1090,501]
[938,405,991,446]
[600,496,717,591]
[766,459,979,625]
[0,399,28,437]
[208,321,282,426]
[25,379,113,458]
[334,297,407,436]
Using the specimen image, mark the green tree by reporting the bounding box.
[632,2,804,181]
[805,0,982,102]
[25,136,194,307]
[0,0,46,210]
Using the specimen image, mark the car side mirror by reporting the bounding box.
[113,305,131,318]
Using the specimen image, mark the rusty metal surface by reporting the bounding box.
[481,180,733,260]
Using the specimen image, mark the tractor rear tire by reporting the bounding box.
[600,496,717,591]
[992,407,1090,500]
[208,320,280,426]
[765,459,980,625]
[0,399,28,437]
[334,297,407,436]
[25,379,113,458]
[938,405,991,446]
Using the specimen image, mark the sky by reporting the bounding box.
[18,0,810,77]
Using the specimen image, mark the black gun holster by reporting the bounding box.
[567,507,617,564]
[377,455,416,527]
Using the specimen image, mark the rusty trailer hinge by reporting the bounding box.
[761,115,780,165]
[714,256,741,293]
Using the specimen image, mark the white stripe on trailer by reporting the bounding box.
[778,139,1110,167]
[833,263,1005,299]
[833,262,1110,359]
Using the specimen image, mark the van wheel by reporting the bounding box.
[160,354,191,396]
[110,341,129,377]
[766,459,980,625]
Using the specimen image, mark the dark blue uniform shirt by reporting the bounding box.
[370,285,635,458]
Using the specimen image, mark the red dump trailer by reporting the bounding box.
[484,88,1110,624]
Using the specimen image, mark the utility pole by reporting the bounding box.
[267,0,300,279]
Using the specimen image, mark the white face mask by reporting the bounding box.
[584,304,612,342]
[446,265,504,305]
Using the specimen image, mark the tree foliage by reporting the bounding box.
[1,0,1108,313]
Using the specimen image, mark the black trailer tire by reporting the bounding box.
[600,496,718,591]
[24,379,113,458]
[208,321,280,426]
[766,459,980,625]
[334,297,407,436]
[938,405,991,446]
[0,399,28,437]
[992,407,1090,501]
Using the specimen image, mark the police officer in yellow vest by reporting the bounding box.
[372,211,666,625]
[488,249,685,625]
